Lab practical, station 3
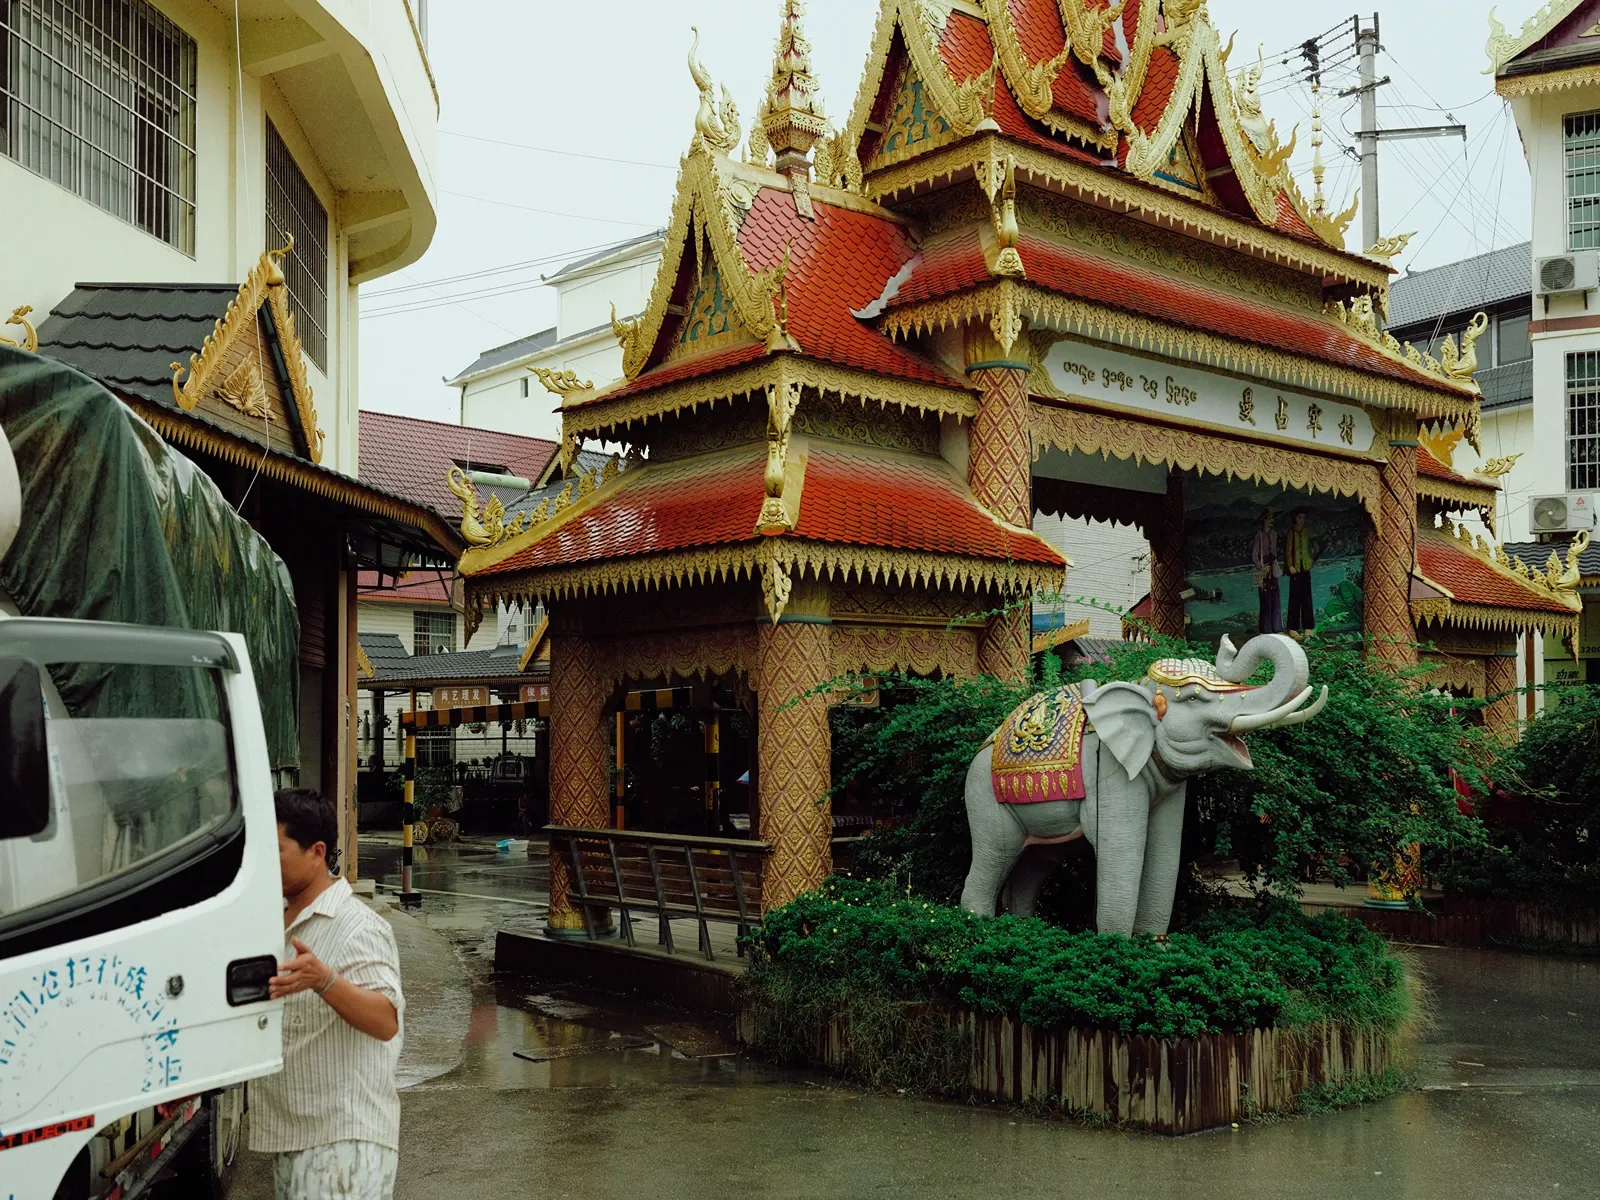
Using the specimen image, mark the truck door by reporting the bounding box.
[0,621,284,1199]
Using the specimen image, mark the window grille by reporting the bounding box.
[1,0,196,253]
[1567,351,1600,490]
[412,610,456,657]
[416,727,454,768]
[1566,112,1600,250]
[265,118,329,369]
[1497,312,1531,365]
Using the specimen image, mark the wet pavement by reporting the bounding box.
[228,836,1600,1199]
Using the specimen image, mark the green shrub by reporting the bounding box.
[1445,685,1600,908]
[833,633,1493,914]
[743,880,1410,1045]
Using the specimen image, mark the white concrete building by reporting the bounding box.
[0,0,438,477]
[447,230,664,441]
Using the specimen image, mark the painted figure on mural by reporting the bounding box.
[1284,506,1316,635]
[1251,509,1283,634]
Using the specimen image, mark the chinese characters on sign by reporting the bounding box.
[1043,341,1376,453]
[519,683,550,704]
[432,686,489,709]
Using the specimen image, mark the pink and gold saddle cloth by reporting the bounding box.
[990,684,1088,804]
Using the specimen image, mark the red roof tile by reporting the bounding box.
[472,444,1065,580]
[795,445,1065,566]
[1418,533,1579,617]
[1417,444,1492,488]
[1006,0,1109,128]
[358,411,558,515]
[358,570,454,605]
[884,231,1467,396]
[577,188,968,412]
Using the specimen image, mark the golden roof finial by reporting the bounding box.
[760,0,829,172]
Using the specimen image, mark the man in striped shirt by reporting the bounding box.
[250,788,404,1199]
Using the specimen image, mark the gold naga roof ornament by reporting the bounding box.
[756,380,801,536]
[531,367,594,399]
[167,237,324,462]
[446,466,529,549]
[1365,231,1416,265]
[1479,452,1523,478]
[981,0,1075,122]
[0,305,38,353]
[688,27,742,158]
[1485,2,1584,74]
[978,152,1026,279]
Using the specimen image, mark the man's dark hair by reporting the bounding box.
[276,787,337,855]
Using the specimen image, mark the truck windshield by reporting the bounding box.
[0,662,238,920]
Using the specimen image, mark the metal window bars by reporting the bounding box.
[1568,350,1600,491]
[1,0,196,253]
[265,118,329,370]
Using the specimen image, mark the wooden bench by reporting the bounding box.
[545,825,770,961]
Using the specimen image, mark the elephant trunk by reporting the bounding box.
[1217,633,1309,717]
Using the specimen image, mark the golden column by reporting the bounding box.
[1148,471,1188,640]
[1364,415,1418,665]
[966,323,1033,683]
[756,584,833,911]
[545,629,612,931]
[1483,653,1520,740]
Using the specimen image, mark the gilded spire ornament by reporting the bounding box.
[760,0,829,172]
[688,27,741,156]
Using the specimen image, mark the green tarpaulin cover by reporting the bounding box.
[0,344,300,768]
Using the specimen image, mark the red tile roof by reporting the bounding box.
[795,445,1065,565]
[472,443,1064,579]
[883,231,1466,396]
[357,570,454,605]
[578,187,968,411]
[358,410,558,515]
[1417,444,1493,488]
[1006,0,1111,129]
[1417,532,1579,616]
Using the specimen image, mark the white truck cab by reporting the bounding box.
[0,425,286,1198]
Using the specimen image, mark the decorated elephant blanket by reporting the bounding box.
[990,684,1089,804]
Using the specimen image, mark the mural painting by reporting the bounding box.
[1183,475,1365,645]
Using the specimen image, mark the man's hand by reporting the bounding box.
[269,937,334,999]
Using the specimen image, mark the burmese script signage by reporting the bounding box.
[1041,341,1376,455]
[433,685,489,709]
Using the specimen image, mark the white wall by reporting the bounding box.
[556,254,660,338]
[0,0,436,480]
[1031,514,1149,639]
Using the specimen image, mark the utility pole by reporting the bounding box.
[1357,17,1382,252]
[1340,13,1465,253]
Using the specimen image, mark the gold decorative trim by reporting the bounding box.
[1495,61,1600,96]
[124,397,462,556]
[865,135,1392,290]
[881,280,1478,418]
[402,0,440,115]
[533,368,594,398]
[169,240,324,462]
[610,150,788,381]
[1487,2,1588,74]
[564,355,975,442]
[0,305,38,353]
[1030,398,1385,525]
[834,621,979,678]
[1415,598,1580,642]
[756,383,801,535]
[465,538,1064,612]
[1031,616,1091,654]
[1417,475,1499,529]
[1418,653,1488,699]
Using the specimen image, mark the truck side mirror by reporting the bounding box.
[0,658,51,839]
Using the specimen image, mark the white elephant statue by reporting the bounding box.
[959,634,1327,936]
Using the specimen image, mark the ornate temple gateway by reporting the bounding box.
[451,0,1571,923]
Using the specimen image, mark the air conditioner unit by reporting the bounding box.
[1536,253,1599,310]
[1530,492,1599,534]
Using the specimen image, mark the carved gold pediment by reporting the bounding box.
[169,239,325,463]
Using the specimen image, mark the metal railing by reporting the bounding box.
[546,825,770,962]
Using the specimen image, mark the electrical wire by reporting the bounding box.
[439,129,677,170]
[364,237,627,298]
[441,189,661,229]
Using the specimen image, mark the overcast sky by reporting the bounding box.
[359,1,1534,426]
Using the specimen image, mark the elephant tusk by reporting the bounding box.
[1230,686,1313,733]
[1272,685,1329,727]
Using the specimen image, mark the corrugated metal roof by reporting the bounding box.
[445,326,558,385]
[1479,359,1533,411]
[1388,243,1531,330]
[544,229,666,282]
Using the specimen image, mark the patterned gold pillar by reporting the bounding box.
[964,325,1032,526]
[1148,470,1187,640]
[756,619,833,911]
[1484,653,1520,741]
[1365,418,1418,666]
[546,631,611,930]
[978,603,1030,684]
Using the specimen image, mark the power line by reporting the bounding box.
[365,237,626,300]
[441,189,661,229]
[439,129,678,171]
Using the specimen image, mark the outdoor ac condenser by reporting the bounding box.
[1529,492,1599,534]
[1535,253,1599,310]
